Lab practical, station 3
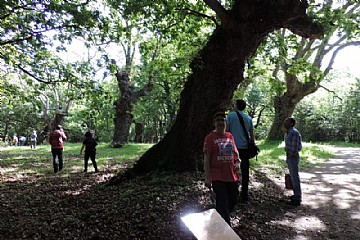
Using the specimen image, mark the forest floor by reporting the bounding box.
[0,146,359,240]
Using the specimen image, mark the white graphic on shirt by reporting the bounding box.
[215,138,234,161]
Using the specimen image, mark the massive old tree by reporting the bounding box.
[129,0,323,174]
[266,1,360,140]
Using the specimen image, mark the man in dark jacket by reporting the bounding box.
[80,131,99,173]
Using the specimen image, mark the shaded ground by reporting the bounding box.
[0,147,359,239]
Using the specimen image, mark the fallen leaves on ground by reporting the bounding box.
[0,164,358,239]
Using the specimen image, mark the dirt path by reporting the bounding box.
[273,146,360,239]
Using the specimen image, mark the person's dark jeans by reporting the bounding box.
[212,181,239,225]
[51,148,63,173]
[84,150,98,172]
[238,149,250,197]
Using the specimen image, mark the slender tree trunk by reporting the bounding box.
[131,0,323,174]
[3,120,9,142]
[134,122,143,143]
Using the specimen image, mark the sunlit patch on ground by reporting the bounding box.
[350,210,360,220]
[181,209,241,240]
[270,215,327,233]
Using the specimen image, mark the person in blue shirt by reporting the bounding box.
[284,117,302,206]
[226,100,255,202]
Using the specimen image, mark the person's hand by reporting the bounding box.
[234,161,240,171]
[205,177,212,189]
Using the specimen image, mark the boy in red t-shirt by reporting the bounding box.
[203,111,240,225]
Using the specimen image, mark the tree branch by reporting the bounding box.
[17,65,50,84]
[183,8,218,26]
[0,24,82,46]
[319,84,342,101]
[202,0,229,25]
[324,41,360,76]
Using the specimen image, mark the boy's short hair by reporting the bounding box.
[214,111,226,119]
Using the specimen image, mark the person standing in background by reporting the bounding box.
[284,117,303,206]
[226,100,255,203]
[12,134,18,146]
[49,125,67,173]
[30,130,37,149]
[80,131,99,173]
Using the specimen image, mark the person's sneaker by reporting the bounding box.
[287,199,301,206]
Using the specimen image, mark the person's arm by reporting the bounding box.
[232,135,240,170]
[80,144,85,155]
[298,133,302,151]
[204,153,212,189]
[60,128,68,141]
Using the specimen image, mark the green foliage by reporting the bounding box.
[294,75,360,142]
[1,0,101,84]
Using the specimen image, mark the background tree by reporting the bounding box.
[1,0,106,142]
[260,1,360,140]
[131,19,211,143]
[101,0,210,147]
[0,74,39,142]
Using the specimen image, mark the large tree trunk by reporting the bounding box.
[112,71,153,147]
[113,98,133,147]
[132,0,323,174]
[267,73,319,140]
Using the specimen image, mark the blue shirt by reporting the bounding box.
[226,110,254,149]
[285,127,302,156]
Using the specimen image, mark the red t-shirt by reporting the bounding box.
[49,130,67,149]
[203,131,239,182]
